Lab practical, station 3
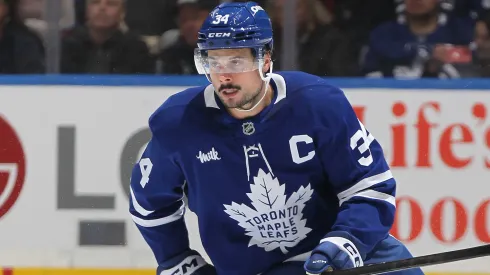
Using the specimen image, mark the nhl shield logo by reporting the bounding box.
[242,122,255,135]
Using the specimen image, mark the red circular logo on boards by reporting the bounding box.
[0,115,26,219]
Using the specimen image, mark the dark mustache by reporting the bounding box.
[219,84,241,92]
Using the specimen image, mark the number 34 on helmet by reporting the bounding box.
[194,1,274,82]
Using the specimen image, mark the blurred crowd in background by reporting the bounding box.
[2,0,490,78]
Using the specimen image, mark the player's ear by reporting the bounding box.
[262,52,272,74]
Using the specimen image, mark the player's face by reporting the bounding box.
[208,48,265,110]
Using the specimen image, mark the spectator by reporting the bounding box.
[362,0,474,78]
[471,12,490,76]
[395,0,483,21]
[124,0,178,36]
[61,0,154,74]
[123,0,182,54]
[323,0,396,73]
[266,0,360,76]
[17,0,75,39]
[326,0,396,41]
[0,0,45,74]
[159,0,215,75]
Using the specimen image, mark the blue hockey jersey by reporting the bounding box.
[362,16,474,77]
[129,71,396,275]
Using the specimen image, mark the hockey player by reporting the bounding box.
[129,2,424,275]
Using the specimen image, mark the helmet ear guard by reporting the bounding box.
[194,49,207,75]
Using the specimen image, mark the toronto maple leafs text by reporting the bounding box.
[245,206,300,238]
[224,169,314,253]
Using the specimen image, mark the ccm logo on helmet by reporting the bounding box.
[208,32,231,38]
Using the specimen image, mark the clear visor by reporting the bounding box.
[194,48,262,74]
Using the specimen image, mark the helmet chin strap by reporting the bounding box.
[234,61,273,113]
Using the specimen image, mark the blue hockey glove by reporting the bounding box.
[157,250,217,275]
[304,237,363,274]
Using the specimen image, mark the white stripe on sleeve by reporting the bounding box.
[131,202,185,228]
[130,186,154,217]
[339,189,396,206]
[337,170,394,206]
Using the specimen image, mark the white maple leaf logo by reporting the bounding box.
[223,169,313,254]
